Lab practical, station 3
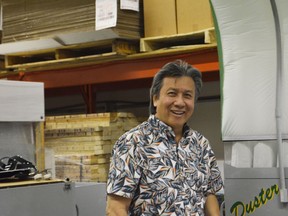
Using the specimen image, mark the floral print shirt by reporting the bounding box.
[107,115,223,216]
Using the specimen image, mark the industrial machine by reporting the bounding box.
[0,80,77,216]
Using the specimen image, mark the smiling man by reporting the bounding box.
[106,60,223,216]
[153,75,195,143]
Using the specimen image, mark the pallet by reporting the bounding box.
[140,27,216,52]
[4,38,140,69]
[0,29,217,73]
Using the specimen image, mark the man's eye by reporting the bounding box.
[168,92,176,96]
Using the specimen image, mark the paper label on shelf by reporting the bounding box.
[120,0,139,12]
[95,0,117,31]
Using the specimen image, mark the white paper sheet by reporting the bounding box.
[95,0,117,31]
[0,38,62,55]
[120,0,139,11]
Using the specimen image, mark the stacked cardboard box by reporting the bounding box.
[45,112,145,182]
[176,0,214,34]
[144,0,214,37]
[1,0,143,43]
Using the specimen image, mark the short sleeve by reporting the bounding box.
[198,134,223,195]
[106,131,143,199]
[206,144,223,194]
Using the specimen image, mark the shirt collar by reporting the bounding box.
[148,115,190,138]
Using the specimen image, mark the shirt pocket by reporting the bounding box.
[183,165,207,193]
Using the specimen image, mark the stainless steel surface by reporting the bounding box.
[75,182,107,216]
[0,181,77,216]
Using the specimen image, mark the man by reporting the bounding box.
[106,60,223,215]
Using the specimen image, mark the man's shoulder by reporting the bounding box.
[120,120,152,139]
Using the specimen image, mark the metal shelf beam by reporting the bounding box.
[5,47,219,89]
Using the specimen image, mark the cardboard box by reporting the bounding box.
[144,0,177,37]
[176,0,214,34]
[143,0,214,37]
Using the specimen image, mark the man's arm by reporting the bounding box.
[204,194,221,216]
[106,194,132,216]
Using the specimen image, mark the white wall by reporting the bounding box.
[189,100,224,159]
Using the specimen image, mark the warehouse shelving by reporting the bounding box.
[0,44,219,113]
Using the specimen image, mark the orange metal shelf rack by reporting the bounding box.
[3,46,219,113]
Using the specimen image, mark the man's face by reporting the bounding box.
[153,76,196,132]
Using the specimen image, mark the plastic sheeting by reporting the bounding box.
[211,0,288,141]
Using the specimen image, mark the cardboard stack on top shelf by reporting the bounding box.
[1,0,143,43]
[144,0,214,37]
[176,0,214,34]
[44,112,145,182]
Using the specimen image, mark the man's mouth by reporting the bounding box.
[171,110,185,116]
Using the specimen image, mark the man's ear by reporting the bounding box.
[153,95,158,107]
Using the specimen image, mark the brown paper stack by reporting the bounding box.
[1,0,143,43]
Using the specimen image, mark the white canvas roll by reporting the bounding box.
[211,0,288,141]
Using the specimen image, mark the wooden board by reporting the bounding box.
[35,122,45,172]
[0,43,217,75]
[140,27,216,52]
[4,39,140,69]
[0,179,63,189]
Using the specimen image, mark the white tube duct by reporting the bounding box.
[270,0,288,203]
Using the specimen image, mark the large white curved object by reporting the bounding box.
[211,0,288,141]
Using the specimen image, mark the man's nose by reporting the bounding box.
[174,95,185,106]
